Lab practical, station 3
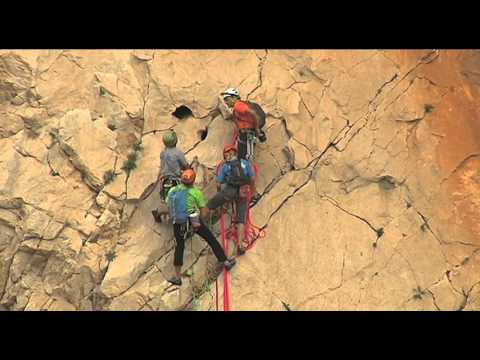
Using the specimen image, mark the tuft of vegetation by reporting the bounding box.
[121,142,144,176]
[133,141,144,152]
[424,104,435,114]
[107,123,117,131]
[121,156,137,175]
[105,251,117,262]
[190,280,213,311]
[103,170,117,185]
[281,301,293,311]
[412,286,427,300]
[376,228,385,238]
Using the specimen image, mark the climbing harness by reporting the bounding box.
[245,130,257,161]
[160,176,181,202]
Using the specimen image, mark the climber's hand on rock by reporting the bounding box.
[218,95,233,119]
[218,95,226,105]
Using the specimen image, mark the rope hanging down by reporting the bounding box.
[214,130,266,311]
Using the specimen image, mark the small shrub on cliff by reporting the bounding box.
[133,141,144,152]
[412,286,427,300]
[121,154,137,175]
[103,170,117,185]
[190,281,212,311]
[121,142,144,176]
[281,301,293,311]
[106,251,117,262]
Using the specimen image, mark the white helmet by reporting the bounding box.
[221,88,240,99]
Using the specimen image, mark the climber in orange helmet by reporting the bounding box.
[165,168,236,286]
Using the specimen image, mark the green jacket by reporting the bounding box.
[166,184,207,214]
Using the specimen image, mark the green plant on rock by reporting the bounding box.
[190,281,212,311]
[106,251,117,262]
[281,301,293,311]
[133,141,144,152]
[103,169,117,185]
[121,142,144,176]
[121,157,137,175]
[412,286,427,300]
[121,152,139,175]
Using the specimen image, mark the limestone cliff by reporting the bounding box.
[0,50,478,311]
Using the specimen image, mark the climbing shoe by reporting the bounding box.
[224,258,237,271]
[167,276,182,286]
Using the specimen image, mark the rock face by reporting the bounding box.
[0,49,479,311]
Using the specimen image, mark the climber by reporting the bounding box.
[166,168,236,286]
[198,88,267,162]
[152,129,190,223]
[207,144,256,256]
[220,88,267,160]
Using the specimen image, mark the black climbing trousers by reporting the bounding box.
[173,220,228,267]
[238,129,256,160]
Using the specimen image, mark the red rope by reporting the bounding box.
[215,279,219,311]
[219,209,232,311]
[213,130,267,311]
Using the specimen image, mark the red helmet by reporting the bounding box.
[181,169,196,185]
[223,144,237,157]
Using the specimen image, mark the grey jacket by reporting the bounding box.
[160,147,189,178]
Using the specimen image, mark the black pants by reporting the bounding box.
[207,185,247,224]
[238,130,257,160]
[238,131,248,160]
[173,220,228,267]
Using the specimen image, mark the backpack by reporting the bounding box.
[225,160,251,187]
[168,187,191,224]
[247,101,266,129]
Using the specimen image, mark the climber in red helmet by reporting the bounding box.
[207,144,256,256]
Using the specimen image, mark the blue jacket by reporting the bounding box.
[217,159,255,184]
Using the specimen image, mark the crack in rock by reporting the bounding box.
[105,245,175,301]
[247,50,268,100]
[319,194,384,240]
[457,281,480,311]
[441,153,480,184]
[333,50,440,153]
[13,146,44,164]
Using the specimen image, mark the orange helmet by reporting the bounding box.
[181,169,196,185]
[223,144,237,157]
